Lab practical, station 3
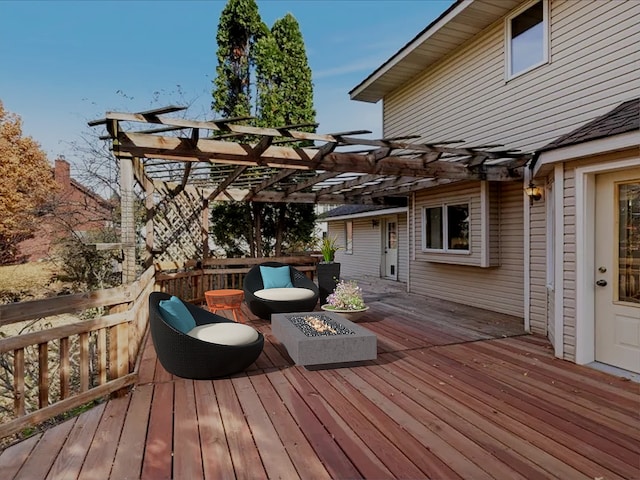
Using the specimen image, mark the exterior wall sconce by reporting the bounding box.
[525,181,542,204]
[371,219,380,228]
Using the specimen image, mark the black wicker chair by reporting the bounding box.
[148,292,264,379]
[243,262,319,320]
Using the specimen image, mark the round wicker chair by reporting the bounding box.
[243,262,319,320]
[148,292,264,379]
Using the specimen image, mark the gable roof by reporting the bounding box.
[538,98,639,152]
[532,98,640,176]
[350,0,523,103]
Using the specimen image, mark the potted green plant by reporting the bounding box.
[321,279,369,322]
[317,235,341,305]
[320,235,340,263]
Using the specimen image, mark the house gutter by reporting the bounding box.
[319,207,408,223]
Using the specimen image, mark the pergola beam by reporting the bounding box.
[116,132,523,181]
[244,169,297,200]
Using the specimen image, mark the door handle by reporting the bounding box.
[596,279,607,287]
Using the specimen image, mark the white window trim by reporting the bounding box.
[421,203,471,254]
[504,0,549,81]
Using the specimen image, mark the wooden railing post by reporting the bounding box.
[38,343,49,409]
[14,349,24,417]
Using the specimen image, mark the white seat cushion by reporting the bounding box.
[254,287,316,301]
[187,323,259,346]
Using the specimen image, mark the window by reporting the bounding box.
[423,204,470,253]
[506,0,548,78]
[345,220,353,254]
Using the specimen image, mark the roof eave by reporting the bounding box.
[532,130,640,178]
[349,0,470,103]
[350,0,524,103]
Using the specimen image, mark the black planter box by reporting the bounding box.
[317,262,341,305]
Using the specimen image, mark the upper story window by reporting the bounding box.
[422,203,470,253]
[506,0,548,79]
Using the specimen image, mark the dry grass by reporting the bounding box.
[0,262,67,302]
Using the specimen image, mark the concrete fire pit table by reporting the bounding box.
[271,311,377,367]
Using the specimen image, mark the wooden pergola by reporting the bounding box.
[89,105,533,280]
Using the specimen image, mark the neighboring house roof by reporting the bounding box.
[350,0,523,103]
[69,178,113,210]
[320,204,407,221]
[538,98,639,151]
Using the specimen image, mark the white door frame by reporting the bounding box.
[574,158,640,365]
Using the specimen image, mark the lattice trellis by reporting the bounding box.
[152,187,206,265]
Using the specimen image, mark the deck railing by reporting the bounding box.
[0,266,155,441]
[0,256,318,442]
[155,255,319,303]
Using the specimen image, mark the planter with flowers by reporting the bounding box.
[321,279,369,322]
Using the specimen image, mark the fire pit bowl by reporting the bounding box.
[271,311,377,367]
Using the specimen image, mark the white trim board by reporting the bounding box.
[533,131,640,177]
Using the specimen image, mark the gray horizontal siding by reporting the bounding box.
[409,182,524,317]
[383,0,640,153]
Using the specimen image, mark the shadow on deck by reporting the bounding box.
[1,286,638,479]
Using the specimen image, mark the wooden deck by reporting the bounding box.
[1,287,639,480]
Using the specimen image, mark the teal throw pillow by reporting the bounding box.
[158,296,197,333]
[260,265,294,289]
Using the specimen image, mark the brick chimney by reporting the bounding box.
[54,156,71,189]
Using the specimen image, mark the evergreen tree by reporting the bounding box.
[255,13,315,128]
[211,4,317,257]
[211,0,265,118]
[254,13,317,255]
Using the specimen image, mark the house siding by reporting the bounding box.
[410,182,524,317]
[331,219,381,278]
[382,0,639,152]
[536,151,640,363]
[562,166,577,361]
[327,213,409,283]
[530,192,548,335]
[379,0,638,343]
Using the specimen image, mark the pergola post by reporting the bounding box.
[202,194,209,260]
[120,157,136,283]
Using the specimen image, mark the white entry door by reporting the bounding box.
[594,170,640,373]
[383,218,398,280]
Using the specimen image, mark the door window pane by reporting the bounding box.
[387,222,397,249]
[619,183,640,303]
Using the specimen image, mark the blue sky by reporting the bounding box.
[1,0,453,171]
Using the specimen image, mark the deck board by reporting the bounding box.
[2,289,639,480]
[14,419,75,480]
[141,381,173,480]
[78,392,129,479]
[47,402,105,480]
